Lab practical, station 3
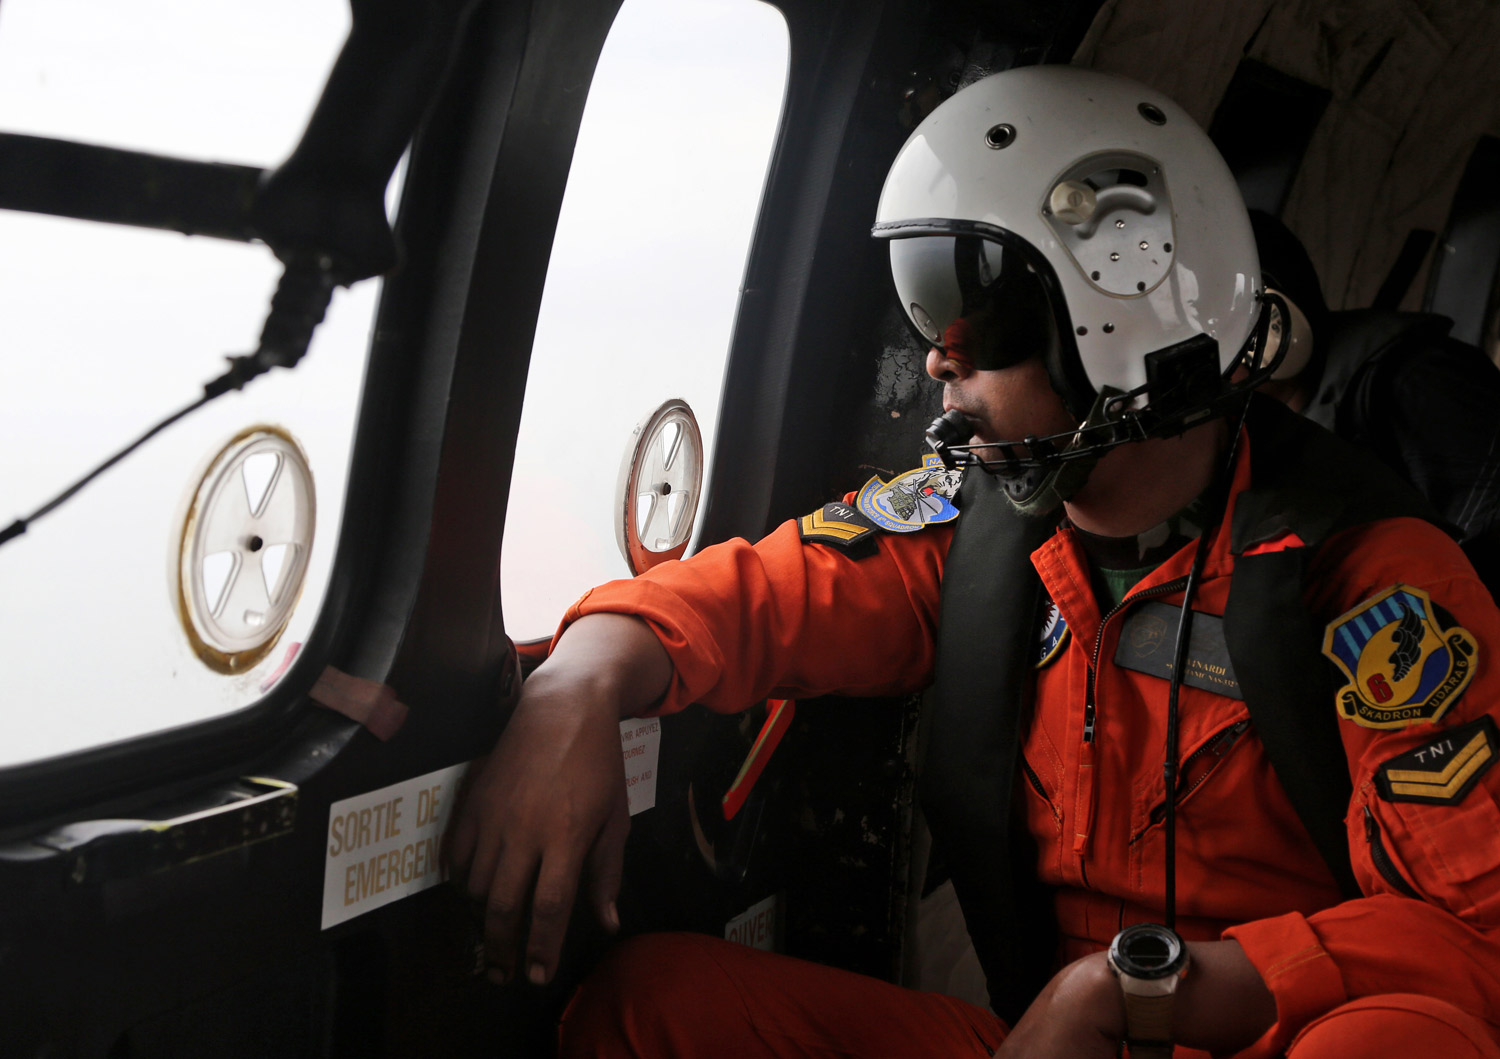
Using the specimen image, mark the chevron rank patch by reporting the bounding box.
[1037,598,1069,668]
[799,501,879,552]
[853,454,963,533]
[1376,715,1497,805]
[1322,584,1478,730]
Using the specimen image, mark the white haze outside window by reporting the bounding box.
[500,0,788,641]
[0,1,387,766]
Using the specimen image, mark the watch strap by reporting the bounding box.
[1122,991,1175,1058]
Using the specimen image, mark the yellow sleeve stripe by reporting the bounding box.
[1385,728,1489,784]
[1386,737,1493,800]
[800,510,869,541]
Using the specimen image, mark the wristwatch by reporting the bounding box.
[1107,922,1190,1059]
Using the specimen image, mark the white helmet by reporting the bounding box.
[874,65,1271,471]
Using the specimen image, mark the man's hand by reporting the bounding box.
[996,939,1277,1058]
[445,614,673,987]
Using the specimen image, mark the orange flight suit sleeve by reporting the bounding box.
[1226,516,1500,1055]
[555,516,952,716]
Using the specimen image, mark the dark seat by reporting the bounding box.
[1252,208,1500,595]
[1300,308,1500,592]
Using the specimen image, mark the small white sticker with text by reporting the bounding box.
[321,762,468,929]
[725,893,779,952]
[620,718,661,816]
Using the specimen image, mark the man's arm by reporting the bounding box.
[445,613,671,987]
[447,518,953,985]
[1218,518,1500,1050]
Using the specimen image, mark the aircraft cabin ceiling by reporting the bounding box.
[1073,0,1500,322]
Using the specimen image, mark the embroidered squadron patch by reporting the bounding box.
[854,454,963,533]
[1322,585,1478,730]
[798,501,879,552]
[1037,598,1069,668]
[1375,715,1497,805]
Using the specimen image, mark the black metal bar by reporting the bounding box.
[0,133,263,241]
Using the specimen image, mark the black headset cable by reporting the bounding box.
[1162,394,1253,930]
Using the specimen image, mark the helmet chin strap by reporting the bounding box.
[998,387,1122,518]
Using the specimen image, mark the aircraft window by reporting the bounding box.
[0,4,394,766]
[0,0,348,166]
[500,0,788,640]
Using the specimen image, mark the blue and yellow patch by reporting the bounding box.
[1037,598,1069,668]
[854,454,963,533]
[1322,584,1477,730]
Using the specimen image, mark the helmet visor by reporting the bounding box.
[889,234,1053,370]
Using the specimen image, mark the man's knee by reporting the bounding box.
[558,932,753,1058]
[1288,994,1500,1059]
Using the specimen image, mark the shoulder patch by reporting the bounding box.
[799,502,879,551]
[1322,584,1478,730]
[854,453,963,533]
[1376,715,1497,804]
[1036,598,1069,668]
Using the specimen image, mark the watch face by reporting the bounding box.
[1109,923,1185,980]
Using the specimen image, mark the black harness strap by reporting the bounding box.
[1223,398,1443,898]
[922,469,1055,1023]
[1223,546,1359,896]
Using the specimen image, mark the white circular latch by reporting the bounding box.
[1049,180,1097,225]
[173,427,315,673]
[614,399,703,574]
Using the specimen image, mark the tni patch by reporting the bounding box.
[1376,715,1497,805]
[799,502,878,552]
[1322,584,1477,730]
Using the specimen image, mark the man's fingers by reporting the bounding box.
[586,800,629,934]
[523,852,586,985]
[479,844,540,984]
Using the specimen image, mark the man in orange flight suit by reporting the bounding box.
[448,67,1500,1057]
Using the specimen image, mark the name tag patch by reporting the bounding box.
[1114,601,1242,699]
[1322,584,1477,730]
[1376,715,1497,805]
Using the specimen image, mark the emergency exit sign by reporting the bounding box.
[321,762,469,929]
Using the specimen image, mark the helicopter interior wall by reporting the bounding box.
[579,0,943,999]
[1074,0,1500,322]
[1,0,627,1054]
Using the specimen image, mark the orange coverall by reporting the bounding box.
[555,431,1500,1057]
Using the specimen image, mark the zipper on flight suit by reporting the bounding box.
[1130,719,1250,843]
[1073,576,1191,868]
[1083,575,1191,742]
[1021,756,1050,802]
[1362,805,1420,898]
